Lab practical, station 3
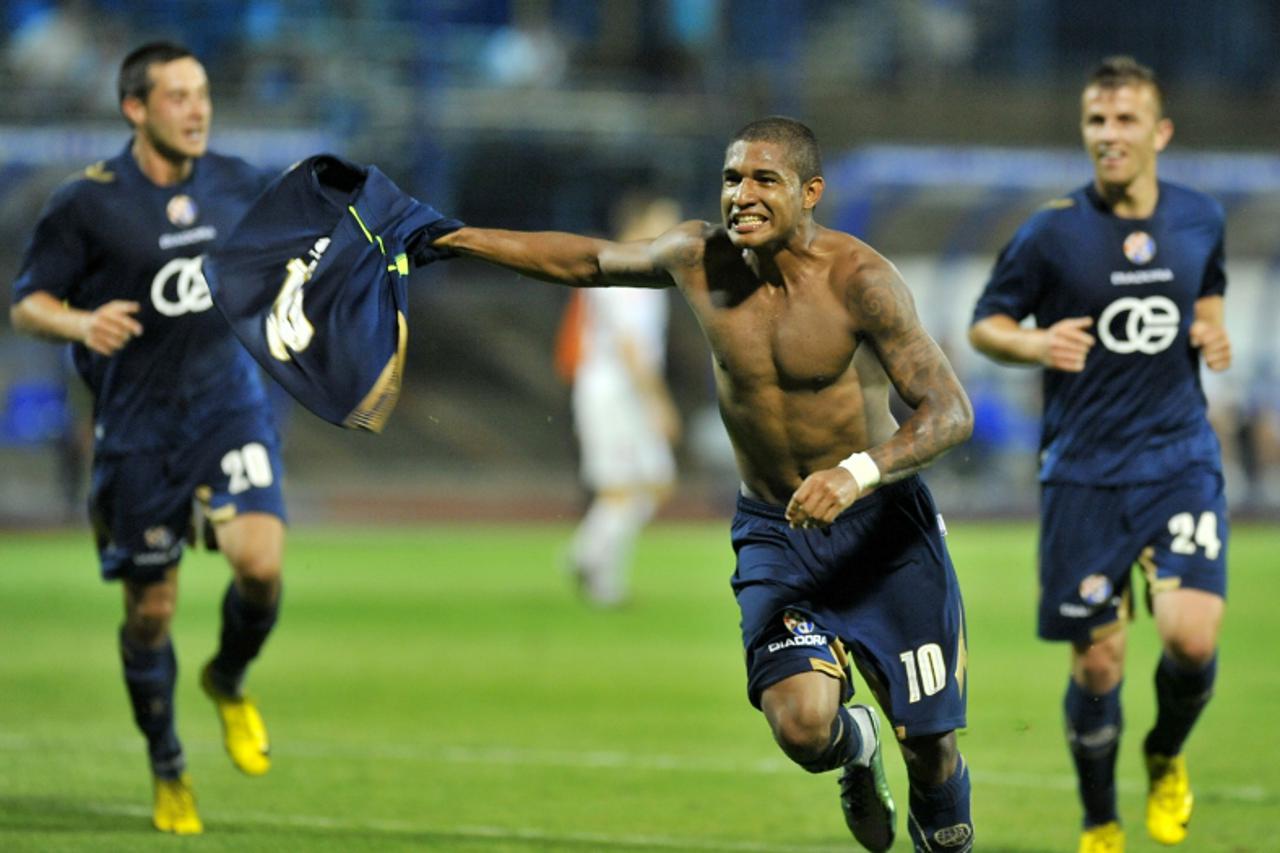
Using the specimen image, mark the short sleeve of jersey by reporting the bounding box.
[971,218,1048,325]
[12,181,90,303]
[1199,205,1227,300]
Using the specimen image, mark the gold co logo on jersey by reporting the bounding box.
[266,238,331,362]
[166,194,198,227]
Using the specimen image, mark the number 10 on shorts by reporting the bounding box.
[900,643,947,704]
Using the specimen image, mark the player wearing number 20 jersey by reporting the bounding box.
[14,144,275,458]
[10,43,289,835]
[13,143,286,575]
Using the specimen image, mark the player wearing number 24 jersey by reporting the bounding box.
[10,42,288,835]
[970,56,1229,851]
[972,178,1224,488]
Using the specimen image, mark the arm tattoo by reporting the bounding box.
[855,268,974,482]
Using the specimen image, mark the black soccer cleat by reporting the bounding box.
[838,704,897,852]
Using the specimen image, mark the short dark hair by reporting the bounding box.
[1086,55,1164,116]
[117,41,196,106]
[730,116,823,183]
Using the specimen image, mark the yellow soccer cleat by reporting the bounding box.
[153,773,203,835]
[1146,753,1193,845]
[202,663,271,776]
[1079,821,1124,853]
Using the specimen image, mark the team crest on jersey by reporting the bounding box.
[167,194,198,227]
[1123,231,1156,265]
[1079,574,1113,606]
[782,610,815,636]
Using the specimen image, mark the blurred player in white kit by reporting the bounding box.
[564,194,683,606]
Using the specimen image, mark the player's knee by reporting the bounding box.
[1073,640,1125,692]
[216,515,284,589]
[900,730,959,786]
[227,542,281,585]
[1076,661,1123,694]
[771,705,836,766]
[232,563,281,606]
[1163,634,1217,669]
[125,601,175,645]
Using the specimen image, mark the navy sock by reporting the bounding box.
[1064,679,1122,827]
[209,582,280,695]
[907,755,974,851]
[1145,653,1217,757]
[119,628,184,778]
[796,705,862,773]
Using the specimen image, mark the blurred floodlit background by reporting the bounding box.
[2,0,1278,527]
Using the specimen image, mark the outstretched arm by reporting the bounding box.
[434,226,683,289]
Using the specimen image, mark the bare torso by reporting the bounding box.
[668,224,899,503]
[437,214,967,509]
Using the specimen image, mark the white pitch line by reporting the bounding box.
[0,732,1269,803]
[80,801,852,852]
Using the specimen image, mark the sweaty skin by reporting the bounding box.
[437,139,971,523]
[669,220,967,506]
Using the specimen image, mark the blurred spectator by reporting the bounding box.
[481,18,567,88]
[5,0,119,114]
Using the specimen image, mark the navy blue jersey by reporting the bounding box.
[972,181,1225,484]
[12,144,274,454]
[204,155,461,432]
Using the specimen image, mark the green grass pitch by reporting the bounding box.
[1,521,1276,851]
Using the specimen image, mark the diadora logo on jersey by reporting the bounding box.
[1110,267,1173,286]
[1098,295,1180,355]
[1123,230,1156,264]
[166,194,198,227]
[266,237,332,362]
[767,633,828,653]
[158,226,217,250]
[782,610,815,636]
[151,257,212,316]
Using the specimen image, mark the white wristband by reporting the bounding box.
[838,451,881,491]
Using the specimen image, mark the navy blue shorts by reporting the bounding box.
[731,476,968,740]
[1038,466,1228,643]
[89,406,286,583]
